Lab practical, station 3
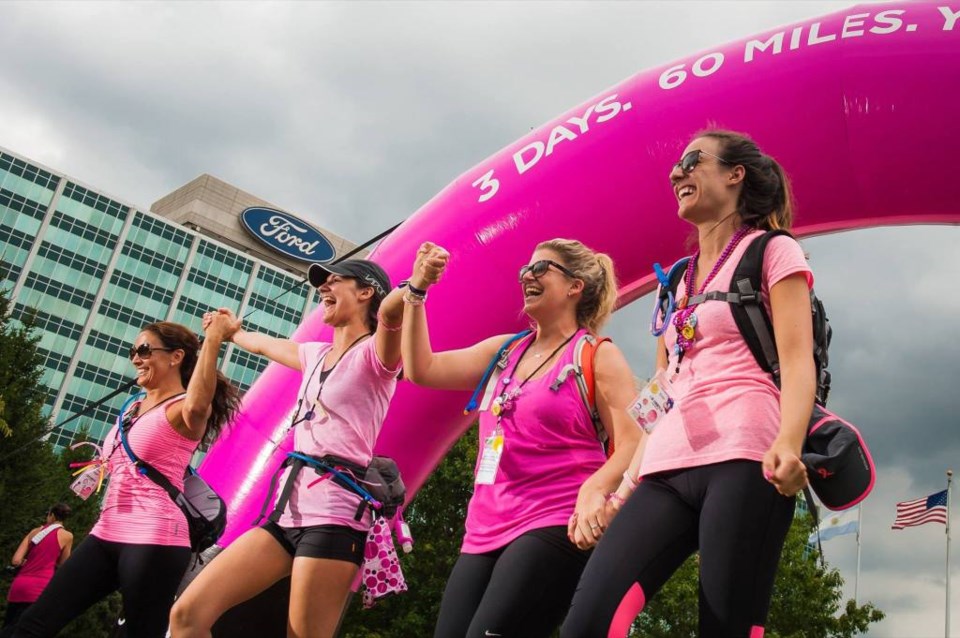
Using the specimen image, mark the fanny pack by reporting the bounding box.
[257,452,406,525]
[117,395,227,555]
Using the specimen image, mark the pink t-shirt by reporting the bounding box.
[92,396,198,546]
[463,328,608,554]
[7,524,63,603]
[640,231,813,477]
[276,336,400,531]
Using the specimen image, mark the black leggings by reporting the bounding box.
[434,526,591,638]
[560,460,795,638]
[12,535,191,638]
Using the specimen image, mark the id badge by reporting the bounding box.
[475,430,504,485]
[70,465,102,500]
[627,371,675,434]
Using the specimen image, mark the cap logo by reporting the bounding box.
[240,207,336,264]
[361,274,387,297]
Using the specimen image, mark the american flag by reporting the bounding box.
[892,489,949,529]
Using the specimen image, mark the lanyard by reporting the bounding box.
[290,332,371,428]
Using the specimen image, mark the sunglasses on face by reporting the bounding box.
[518,259,577,282]
[128,343,175,360]
[674,149,731,174]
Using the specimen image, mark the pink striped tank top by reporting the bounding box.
[91,395,198,546]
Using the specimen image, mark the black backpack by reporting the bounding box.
[654,230,874,516]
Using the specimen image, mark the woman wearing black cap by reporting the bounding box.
[171,258,419,638]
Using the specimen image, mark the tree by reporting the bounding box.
[341,425,479,637]
[633,510,884,638]
[0,288,122,635]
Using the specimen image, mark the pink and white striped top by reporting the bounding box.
[91,395,198,546]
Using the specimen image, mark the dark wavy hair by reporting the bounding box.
[696,129,795,231]
[142,322,241,446]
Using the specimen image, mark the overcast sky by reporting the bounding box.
[2,2,958,636]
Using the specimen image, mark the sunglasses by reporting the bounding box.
[674,149,731,174]
[128,343,175,360]
[518,259,578,282]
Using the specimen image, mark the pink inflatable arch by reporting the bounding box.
[200,1,960,547]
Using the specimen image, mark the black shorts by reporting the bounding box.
[261,521,366,566]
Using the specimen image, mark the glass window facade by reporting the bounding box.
[0,150,323,450]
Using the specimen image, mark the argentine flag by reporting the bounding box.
[809,507,860,544]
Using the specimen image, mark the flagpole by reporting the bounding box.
[947,469,953,638]
[855,504,863,606]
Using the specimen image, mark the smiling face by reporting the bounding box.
[519,248,582,319]
[317,274,372,328]
[129,330,182,389]
[669,136,743,224]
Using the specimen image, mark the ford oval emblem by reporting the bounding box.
[240,207,336,263]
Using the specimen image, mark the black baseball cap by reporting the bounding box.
[308,259,391,300]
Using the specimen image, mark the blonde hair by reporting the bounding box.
[536,238,619,333]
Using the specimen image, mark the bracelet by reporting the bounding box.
[622,470,639,491]
[398,280,428,297]
[606,492,627,508]
[403,290,426,305]
[377,312,402,332]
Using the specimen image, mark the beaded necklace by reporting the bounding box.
[672,225,751,374]
[490,332,575,417]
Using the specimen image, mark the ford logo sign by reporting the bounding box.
[240,207,336,263]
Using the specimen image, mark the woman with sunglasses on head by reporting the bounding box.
[560,130,815,638]
[12,320,240,638]
[171,259,411,638]
[402,240,641,638]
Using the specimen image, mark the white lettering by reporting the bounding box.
[870,10,905,34]
[841,13,870,38]
[940,6,960,30]
[471,170,499,202]
[789,26,804,50]
[514,141,545,175]
[807,22,838,45]
[659,64,687,90]
[594,94,623,123]
[692,52,724,77]
[744,33,784,62]
[566,106,595,134]
[545,125,578,157]
[257,215,320,256]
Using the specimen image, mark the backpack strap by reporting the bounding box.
[463,330,533,415]
[550,334,612,443]
[728,229,792,386]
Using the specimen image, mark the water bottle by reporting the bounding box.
[393,509,414,554]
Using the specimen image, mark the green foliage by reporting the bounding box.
[0,287,123,634]
[340,425,479,638]
[633,511,884,638]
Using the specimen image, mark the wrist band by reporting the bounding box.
[606,492,627,508]
[407,283,428,297]
[377,312,402,332]
[403,290,426,305]
[622,470,639,491]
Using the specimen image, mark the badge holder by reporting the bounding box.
[627,371,676,434]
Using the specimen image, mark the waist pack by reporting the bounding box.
[258,452,406,525]
[117,396,226,554]
[653,229,875,513]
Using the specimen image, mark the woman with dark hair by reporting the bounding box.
[560,130,815,638]
[1,505,73,636]
[12,318,240,638]
[171,258,410,638]
[402,240,641,638]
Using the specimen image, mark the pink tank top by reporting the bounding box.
[462,328,607,554]
[91,395,198,546]
[7,525,63,603]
